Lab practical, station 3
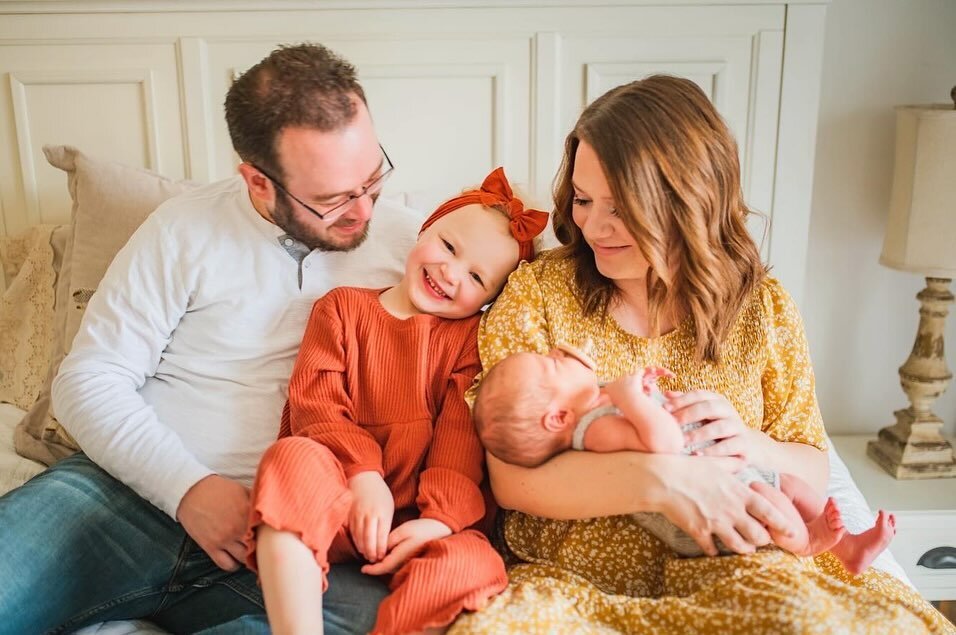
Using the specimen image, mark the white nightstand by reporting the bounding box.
[830,435,956,601]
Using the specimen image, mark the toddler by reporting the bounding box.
[474,343,896,574]
[246,167,548,635]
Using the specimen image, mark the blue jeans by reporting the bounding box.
[0,453,388,634]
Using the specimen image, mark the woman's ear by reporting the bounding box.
[541,408,575,433]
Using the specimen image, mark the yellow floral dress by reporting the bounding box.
[451,253,954,634]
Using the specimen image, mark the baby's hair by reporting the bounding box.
[473,355,569,467]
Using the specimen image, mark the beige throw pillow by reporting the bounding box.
[14,146,199,465]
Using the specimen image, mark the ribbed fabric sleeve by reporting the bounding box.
[285,297,384,478]
[280,287,486,529]
[416,331,485,532]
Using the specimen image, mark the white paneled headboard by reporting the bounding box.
[0,0,829,306]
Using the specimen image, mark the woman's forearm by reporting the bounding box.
[487,450,668,519]
[490,449,797,553]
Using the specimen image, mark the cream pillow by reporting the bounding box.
[0,224,62,411]
[14,146,199,465]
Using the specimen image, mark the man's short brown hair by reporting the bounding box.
[224,42,367,179]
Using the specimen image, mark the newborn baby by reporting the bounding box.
[473,344,895,573]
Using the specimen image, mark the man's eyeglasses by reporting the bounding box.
[253,146,394,224]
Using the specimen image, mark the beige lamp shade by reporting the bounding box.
[880,104,956,277]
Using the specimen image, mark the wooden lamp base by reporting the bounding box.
[867,411,956,479]
[868,277,956,480]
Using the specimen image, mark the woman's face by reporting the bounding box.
[570,141,650,285]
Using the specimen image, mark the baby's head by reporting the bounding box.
[402,167,548,319]
[474,344,600,467]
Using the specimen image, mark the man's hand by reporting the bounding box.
[176,474,251,571]
[361,518,452,576]
[348,471,395,563]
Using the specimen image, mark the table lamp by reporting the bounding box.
[867,87,956,479]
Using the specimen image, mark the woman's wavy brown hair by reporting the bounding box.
[552,75,767,363]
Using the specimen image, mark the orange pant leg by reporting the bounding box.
[371,529,507,635]
[244,436,356,589]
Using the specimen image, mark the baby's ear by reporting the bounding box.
[542,408,575,433]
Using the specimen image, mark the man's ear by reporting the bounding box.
[238,163,274,203]
[541,408,575,433]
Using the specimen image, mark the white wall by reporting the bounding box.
[805,0,956,437]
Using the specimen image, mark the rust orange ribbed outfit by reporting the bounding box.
[247,286,507,635]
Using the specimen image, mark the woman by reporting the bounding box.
[450,76,952,633]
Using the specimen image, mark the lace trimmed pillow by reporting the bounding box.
[0,224,62,411]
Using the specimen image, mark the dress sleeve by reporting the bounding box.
[464,261,553,408]
[287,293,384,478]
[417,324,486,532]
[760,279,827,451]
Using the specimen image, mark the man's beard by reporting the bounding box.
[272,194,370,252]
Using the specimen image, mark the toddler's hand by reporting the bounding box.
[361,518,452,576]
[348,471,395,563]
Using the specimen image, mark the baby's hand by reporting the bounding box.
[361,518,452,576]
[606,365,684,453]
[347,471,395,563]
[606,365,674,402]
[604,371,647,403]
[640,365,675,395]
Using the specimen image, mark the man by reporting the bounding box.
[0,43,414,634]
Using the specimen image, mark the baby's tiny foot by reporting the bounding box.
[805,497,846,554]
[824,497,846,534]
[831,509,896,575]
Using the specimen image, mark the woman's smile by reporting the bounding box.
[589,242,630,257]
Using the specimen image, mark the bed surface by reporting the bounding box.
[0,403,43,496]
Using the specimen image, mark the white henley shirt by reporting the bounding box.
[51,175,421,518]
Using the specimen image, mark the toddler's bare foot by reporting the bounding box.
[830,509,896,575]
[805,497,847,554]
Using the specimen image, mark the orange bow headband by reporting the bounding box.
[419,167,549,263]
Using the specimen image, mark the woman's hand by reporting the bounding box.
[360,518,452,576]
[654,454,795,556]
[665,390,773,464]
[347,471,395,563]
